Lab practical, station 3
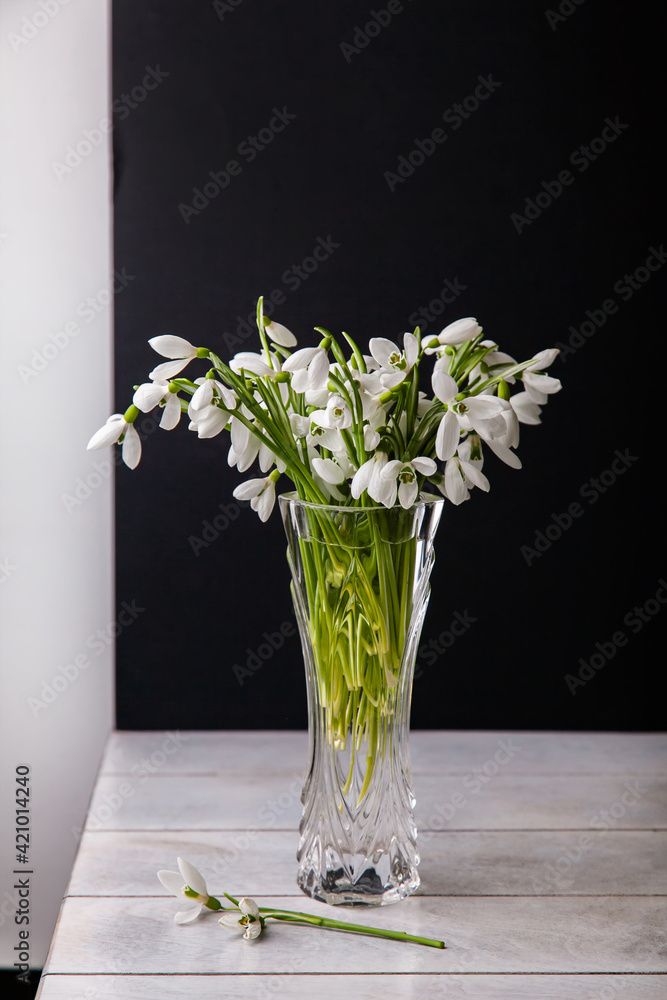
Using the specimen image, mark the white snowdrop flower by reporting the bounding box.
[148,336,199,381]
[424,317,482,353]
[282,347,330,392]
[310,395,352,431]
[369,332,419,387]
[233,474,278,522]
[218,897,263,940]
[380,456,437,509]
[522,349,562,403]
[431,371,505,461]
[157,857,210,925]
[87,413,141,469]
[133,380,182,431]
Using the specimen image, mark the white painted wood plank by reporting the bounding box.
[101,730,667,776]
[35,973,667,999]
[43,896,667,974]
[84,773,667,831]
[67,829,667,897]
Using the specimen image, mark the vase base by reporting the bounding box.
[297,865,420,907]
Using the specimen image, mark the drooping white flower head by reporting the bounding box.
[133,381,182,430]
[87,414,141,469]
[233,474,278,522]
[148,336,199,381]
[424,317,482,354]
[310,395,352,431]
[218,897,263,940]
[157,857,210,924]
[521,349,562,403]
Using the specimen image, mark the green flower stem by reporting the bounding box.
[259,908,445,949]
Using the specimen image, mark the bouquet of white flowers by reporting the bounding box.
[90,297,562,907]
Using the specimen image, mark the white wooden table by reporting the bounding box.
[38,731,667,998]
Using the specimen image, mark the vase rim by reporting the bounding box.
[278,491,444,513]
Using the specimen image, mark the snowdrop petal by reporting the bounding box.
[157,870,186,895]
[308,350,330,389]
[403,332,419,368]
[160,392,182,430]
[481,435,522,469]
[265,320,297,347]
[523,371,561,395]
[312,458,345,485]
[133,382,168,412]
[191,380,214,411]
[150,358,191,381]
[253,482,276,522]
[230,354,274,377]
[463,395,506,419]
[87,415,125,451]
[511,391,542,425]
[398,479,419,509]
[121,424,141,469]
[431,370,458,405]
[461,460,490,492]
[290,368,310,393]
[282,347,319,371]
[435,410,459,461]
[149,335,196,359]
[177,857,207,896]
[351,458,375,499]
[197,407,229,439]
[438,317,481,345]
[444,459,469,505]
[233,478,266,501]
[174,904,203,925]
[411,456,437,476]
[239,898,260,918]
[380,459,403,481]
[218,912,243,930]
[530,348,559,369]
[379,371,406,388]
[244,920,263,940]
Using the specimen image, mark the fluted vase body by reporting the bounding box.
[280,493,443,906]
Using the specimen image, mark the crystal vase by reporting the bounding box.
[279,492,443,906]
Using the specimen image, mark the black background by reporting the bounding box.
[113,0,664,732]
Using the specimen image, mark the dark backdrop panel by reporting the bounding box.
[113,0,664,730]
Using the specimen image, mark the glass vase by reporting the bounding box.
[279,492,443,906]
